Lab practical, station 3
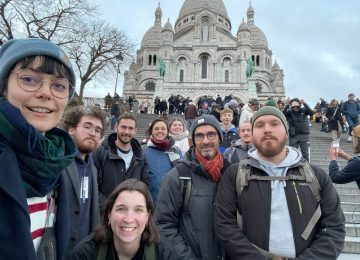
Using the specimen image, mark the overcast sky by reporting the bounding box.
[86,0,360,107]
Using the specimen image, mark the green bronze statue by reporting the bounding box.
[246,58,254,79]
[159,58,166,77]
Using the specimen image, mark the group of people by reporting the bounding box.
[0,38,359,260]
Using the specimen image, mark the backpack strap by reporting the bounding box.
[96,146,108,192]
[298,162,322,240]
[144,244,156,260]
[235,159,251,229]
[175,162,192,210]
[96,242,108,260]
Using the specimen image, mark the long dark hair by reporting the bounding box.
[146,117,169,138]
[93,179,160,245]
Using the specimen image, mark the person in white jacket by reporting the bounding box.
[239,98,259,124]
[169,117,191,155]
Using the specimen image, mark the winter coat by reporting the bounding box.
[214,158,345,259]
[63,159,100,258]
[325,106,343,131]
[155,149,231,260]
[341,101,360,118]
[329,156,360,189]
[93,133,150,209]
[0,145,70,260]
[283,103,314,137]
[219,125,239,154]
[223,140,253,163]
[184,104,197,119]
[239,104,255,124]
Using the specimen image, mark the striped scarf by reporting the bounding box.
[0,97,77,197]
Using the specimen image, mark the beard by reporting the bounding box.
[254,135,288,158]
[117,133,132,145]
[75,139,98,154]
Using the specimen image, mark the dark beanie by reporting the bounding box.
[0,38,76,98]
[190,115,223,145]
[251,106,288,135]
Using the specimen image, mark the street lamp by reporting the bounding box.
[114,52,124,96]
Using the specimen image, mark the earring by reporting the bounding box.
[108,220,111,226]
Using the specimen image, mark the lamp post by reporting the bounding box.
[113,52,123,96]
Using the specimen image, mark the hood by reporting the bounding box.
[221,124,237,133]
[242,103,255,113]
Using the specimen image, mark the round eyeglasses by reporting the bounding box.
[193,131,218,141]
[12,70,74,99]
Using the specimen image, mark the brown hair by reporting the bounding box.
[62,105,107,137]
[220,108,233,115]
[169,117,186,133]
[116,112,137,127]
[93,179,160,245]
[146,118,169,138]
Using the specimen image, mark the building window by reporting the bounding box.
[201,56,208,79]
[180,69,184,82]
[256,55,260,66]
[145,81,155,91]
[153,55,157,66]
[148,55,152,66]
[225,70,229,83]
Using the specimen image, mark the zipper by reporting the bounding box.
[292,181,303,214]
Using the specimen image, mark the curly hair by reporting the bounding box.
[93,179,160,245]
[62,105,107,136]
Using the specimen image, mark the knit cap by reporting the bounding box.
[251,106,288,135]
[190,115,223,144]
[0,38,76,97]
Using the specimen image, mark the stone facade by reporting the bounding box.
[123,0,285,105]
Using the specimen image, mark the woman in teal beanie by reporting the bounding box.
[0,38,77,260]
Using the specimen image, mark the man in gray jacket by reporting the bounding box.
[214,106,345,259]
[155,115,230,259]
[62,106,107,258]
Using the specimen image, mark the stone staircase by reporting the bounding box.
[105,114,360,257]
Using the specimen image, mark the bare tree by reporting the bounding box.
[0,0,96,45]
[66,20,135,104]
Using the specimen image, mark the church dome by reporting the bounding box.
[178,0,229,20]
[162,19,174,33]
[248,24,268,47]
[141,24,162,48]
[237,18,249,33]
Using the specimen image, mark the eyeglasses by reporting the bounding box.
[194,131,218,141]
[78,123,103,137]
[12,70,74,99]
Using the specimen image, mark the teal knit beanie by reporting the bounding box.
[0,38,76,98]
[251,106,288,135]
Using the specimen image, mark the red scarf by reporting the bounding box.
[149,137,174,150]
[195,149,224,183]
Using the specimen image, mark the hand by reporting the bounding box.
[337,148,350,160]
[328,145,338,160]
[300,99,305,104]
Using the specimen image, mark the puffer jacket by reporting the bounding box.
[155,148,230,260]
[283,103,314,136]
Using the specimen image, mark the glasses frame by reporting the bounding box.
[78,123,103,138]
[193,131,218,141]
[12,70,74,99]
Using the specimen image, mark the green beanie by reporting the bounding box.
[251,106,288,135]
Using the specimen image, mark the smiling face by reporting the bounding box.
[170,120,184,135]
[220,112,233,126]
[194,125,220,159]
[109,190,149,247]
[151,121,168,141]
[252,115,288,160]
[116,118,137,145]
[4,58,69,132]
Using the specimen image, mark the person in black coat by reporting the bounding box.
[325,99,344,141]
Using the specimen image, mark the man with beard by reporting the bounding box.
[155,115,231,259]
[93,113,150,210]
[62,106,107,258]
[214,106,345,259]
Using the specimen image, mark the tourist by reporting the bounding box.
[329,123,360,189]
[143,118,182,206]
[61,105,107,258]
[0,38,78,259]
[71,179,160,259]
[169,117,191,155]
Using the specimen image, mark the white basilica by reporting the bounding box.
[123,0,285,104]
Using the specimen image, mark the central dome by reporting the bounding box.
[178,0,229,20]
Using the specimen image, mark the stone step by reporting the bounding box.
[345,223,360,237]
[340,195,360,204]
[341,202,360,212]
[344,211,360,224]
[343,236,360,254]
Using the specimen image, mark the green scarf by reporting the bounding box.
[0,97,77,197]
